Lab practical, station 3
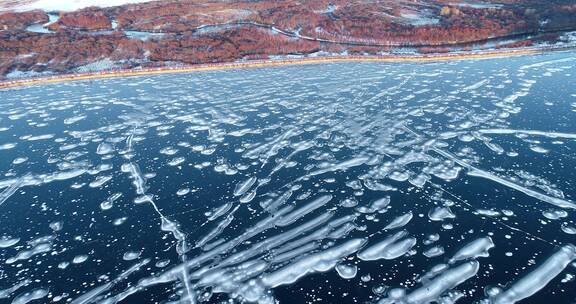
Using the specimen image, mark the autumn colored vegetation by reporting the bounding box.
[0,10,47,31]
[0,0,575,79]
[49,9,112,31]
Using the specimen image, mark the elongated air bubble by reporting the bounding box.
[490,244,576,304]
[262,238,366,288]
[234,177,257,197]
[276,195,332,227]
[384,212,413,230]
[386,261,479,304]
[449,237,494,263]
[358,230,409,261]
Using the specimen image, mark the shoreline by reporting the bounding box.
[0,46,567,90]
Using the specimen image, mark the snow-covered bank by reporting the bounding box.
[0,47,552,89]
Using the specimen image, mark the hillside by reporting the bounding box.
[1,0,575,79]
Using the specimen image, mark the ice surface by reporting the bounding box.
[1,51,575,304]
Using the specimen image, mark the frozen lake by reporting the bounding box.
[1,51,576,304]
